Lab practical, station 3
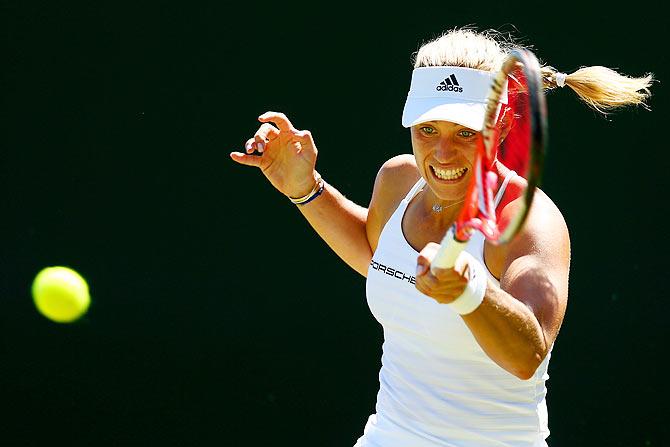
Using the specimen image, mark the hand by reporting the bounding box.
[230,111,319,198]
[415,242,471,304]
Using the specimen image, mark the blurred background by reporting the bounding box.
[3,2,668,446]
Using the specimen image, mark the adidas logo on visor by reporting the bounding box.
[436,74,463,92]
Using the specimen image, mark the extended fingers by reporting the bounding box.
[258,111,295,132]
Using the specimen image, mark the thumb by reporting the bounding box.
[229,151,262,168]
[417,242,440,277]
[416,256,430,277]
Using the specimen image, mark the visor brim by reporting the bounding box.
[402,98,489,131]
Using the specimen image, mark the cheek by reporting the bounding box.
[411,144,429,164]
[410,140,424,161]
[411,147,429,177]
[462,144,477,164]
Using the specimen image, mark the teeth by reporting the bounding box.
[432,166,467,180]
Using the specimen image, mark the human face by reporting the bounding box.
[410,121,478,201]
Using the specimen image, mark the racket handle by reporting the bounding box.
[431,226,469,272]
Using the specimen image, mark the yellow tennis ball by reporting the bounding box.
[32,266,91,323]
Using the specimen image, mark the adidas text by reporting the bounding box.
[436,84,463,92]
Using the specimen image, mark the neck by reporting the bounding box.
[419,188,464,227]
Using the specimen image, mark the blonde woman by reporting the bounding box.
[230,27,652,447]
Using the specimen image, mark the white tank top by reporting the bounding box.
[357,173,551,447]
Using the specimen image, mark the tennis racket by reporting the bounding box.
[430,48,548,272]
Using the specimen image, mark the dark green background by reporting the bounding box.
[3,2,668,446]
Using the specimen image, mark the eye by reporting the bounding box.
[419,125,437,135]
[458,129,477,138]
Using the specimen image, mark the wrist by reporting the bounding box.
[447,252,487,315]
[286,171,319,199]
[288,172,325,206]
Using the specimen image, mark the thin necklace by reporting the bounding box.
[432,200,464,213]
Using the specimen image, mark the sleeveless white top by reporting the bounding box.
[357,173,551,447]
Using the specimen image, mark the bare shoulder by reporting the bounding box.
[498,174,569,240]
[366,154,420,252]
[524,188,569,246]
[377,154,419,186]
[487,186,570,280]
[502,187,570,265]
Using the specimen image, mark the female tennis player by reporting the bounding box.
[230,27,652,447]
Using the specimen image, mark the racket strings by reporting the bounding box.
[456,63,536,243]
[500,68,532,177]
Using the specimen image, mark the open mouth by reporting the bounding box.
[430,166,468,181]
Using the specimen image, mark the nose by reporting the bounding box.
[433,136,457,163]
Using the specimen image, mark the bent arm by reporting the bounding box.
[231,112,376,277]
[232,113,418,278]
[461,199,570,379]
[416,193,570,379]
[461,259,567,379]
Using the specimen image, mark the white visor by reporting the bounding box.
[401,66,508,131]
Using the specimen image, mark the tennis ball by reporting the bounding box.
[32,266,90,323]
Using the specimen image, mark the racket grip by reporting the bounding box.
[431,226,468,272]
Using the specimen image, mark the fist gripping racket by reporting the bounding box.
[431,48,548,272]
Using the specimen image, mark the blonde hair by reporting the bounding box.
[413,27,654,114]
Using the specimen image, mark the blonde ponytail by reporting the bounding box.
[414,27,654,115]
[541,65,654,114]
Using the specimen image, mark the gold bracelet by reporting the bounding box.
[289,173,324,205]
